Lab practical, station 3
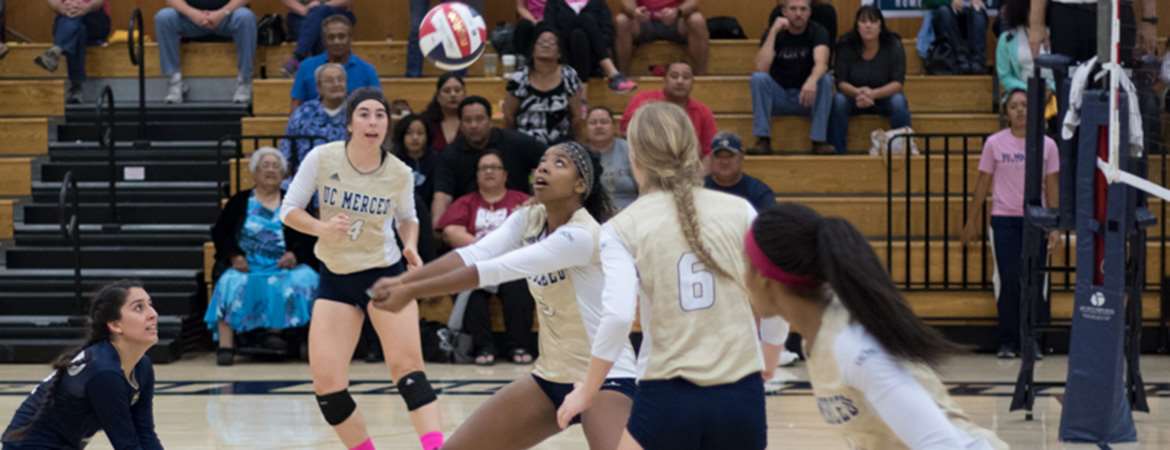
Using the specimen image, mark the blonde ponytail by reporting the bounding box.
[627,102,731,278]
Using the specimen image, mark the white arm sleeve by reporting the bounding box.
[591,224,639,362]
[474,225,595,287]
[455,210,528,266]
[759,317,790,346]
[280,148,320,221]
[393,173,418,224]
[837,330,969,450]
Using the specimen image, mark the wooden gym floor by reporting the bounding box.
[1,354,1169,449]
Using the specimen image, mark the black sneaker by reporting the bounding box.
[996,346,1018,359]
[747,138,772,155]
[216,348,235,366]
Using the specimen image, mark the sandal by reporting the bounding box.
[474,349,495,366]
[510,348,533,365]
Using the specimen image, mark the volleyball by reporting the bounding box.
[418,2,488,71]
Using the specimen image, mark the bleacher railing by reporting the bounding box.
[127,8,148,148]
[96,86,117,224]
[214,134,329,198]
[57,171,82,312]
[883,133,1068,291]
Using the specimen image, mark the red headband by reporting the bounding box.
[744,227,820,290]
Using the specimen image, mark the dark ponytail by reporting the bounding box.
[753,204,961,367]
[2,280,141,442]
[583,151,614,223]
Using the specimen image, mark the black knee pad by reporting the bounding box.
[397,371,438,411]
[316,389,356,426]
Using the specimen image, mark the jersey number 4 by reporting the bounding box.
[347,220,365,241]
[678,253,715,311]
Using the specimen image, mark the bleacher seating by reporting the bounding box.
[3,8,1166,356]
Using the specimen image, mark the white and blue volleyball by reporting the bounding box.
[418,2,488,71]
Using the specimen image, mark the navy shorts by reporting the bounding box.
[317,261,406,310]
[531,374,637,425]
[627,373,766,450]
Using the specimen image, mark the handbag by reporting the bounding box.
[869,126,919,157]
[707,16,746,40]
[257,14,286,47]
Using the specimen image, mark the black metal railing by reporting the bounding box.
[128,8,148,148]
[214,134,329,198]
[58,171,82,312]
[96,86,117,224]
[884,133,1170,292]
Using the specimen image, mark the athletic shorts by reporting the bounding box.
[635,19,686,45]
[317,260,406,310]
[627,373,766,450]
[531,374,637,425]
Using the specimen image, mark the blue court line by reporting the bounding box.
[1,380,1167,397]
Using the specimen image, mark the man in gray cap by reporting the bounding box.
[704,132,777,212]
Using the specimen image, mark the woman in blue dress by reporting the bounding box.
[206,147,320,366]
[2,280,164,449]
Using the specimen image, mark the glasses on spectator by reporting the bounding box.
[477,164,505,173]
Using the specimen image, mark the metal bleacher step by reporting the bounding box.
[19,201,219,224]
[4,246,205,270]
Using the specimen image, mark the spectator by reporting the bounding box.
[766,0,838,42]
[281,63,349,171]
[155,0,257,104]
[749,0,834,155]
[391,114,440,261]
[930,0,989,74]
[34,0,110,104]
[405,0,485,77]
[280,0,354,77]
[541,0,638,92]
[614,0,709,74]
[432,96,546,221]
[960,89,1060,360]
[1028,0,1157,64]
[207,147,319,366]
[516,0,546,22]
[829,6,910,154]
[419,73,466,152]
[703,132,776,211]
[289,15,379,110]
[505,25,585,146]
[620,61,717,158]
[996,0,1054,102]
[434,151,536,365]
[583,106,638,210]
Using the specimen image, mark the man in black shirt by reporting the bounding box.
[749,0,833,155]
[431,96,546,222]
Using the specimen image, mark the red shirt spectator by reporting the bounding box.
[435,152,530,246]
[620,65,717,158]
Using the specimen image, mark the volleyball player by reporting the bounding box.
[280,88,443,450]
[556,102,786,450]
[370,142,639,450]
[744,203,1008,449]
[2,280,163,449]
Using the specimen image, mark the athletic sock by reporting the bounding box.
[350,438,375,450]
[419,431,443,450]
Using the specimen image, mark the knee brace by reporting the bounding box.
[316,389,357,426]
[396,371,438,411]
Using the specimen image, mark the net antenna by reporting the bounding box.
[1096,0,1170,201]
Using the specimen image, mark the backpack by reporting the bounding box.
[419,320,474,364]
[257,14,286,46]
[707,16,746,40]
[924,41,963,75]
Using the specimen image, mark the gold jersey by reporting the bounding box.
[608,188,764,386]
[806,298,1009,450]
[309,141,416,275]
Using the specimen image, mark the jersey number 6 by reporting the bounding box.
[678,253,715,311]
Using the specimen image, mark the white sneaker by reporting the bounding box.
[164,74,187,104]
[778,350,800,367]
[232,78,252,104]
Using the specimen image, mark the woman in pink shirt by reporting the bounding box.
[960,89,1060,360]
